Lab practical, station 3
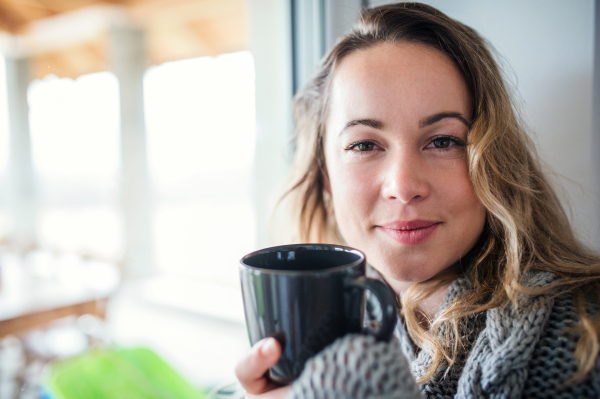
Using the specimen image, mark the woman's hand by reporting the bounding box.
[235,337,291,398]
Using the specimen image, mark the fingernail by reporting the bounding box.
[260,338,277,357]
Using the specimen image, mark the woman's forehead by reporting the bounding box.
[327,42,472,129]
[335,42,451,75]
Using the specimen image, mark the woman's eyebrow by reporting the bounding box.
[339,119,384,136]
[419,112,470,128]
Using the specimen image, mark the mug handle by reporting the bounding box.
[347,276,398,341]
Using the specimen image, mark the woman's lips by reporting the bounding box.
[377,220,441,245]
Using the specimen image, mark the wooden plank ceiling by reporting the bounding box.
[0,0,247,79]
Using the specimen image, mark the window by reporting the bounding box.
[29,72,122,260]
[145,51,256,288]
[0,55,11,239]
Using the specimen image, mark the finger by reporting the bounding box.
[246,385,291,399]
[235,337,282,394]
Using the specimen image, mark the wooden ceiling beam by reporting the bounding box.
[30,35,107,79]
[0,5,128,58]
[131,0,244,23]
[0,0,27,32]
[9,0,108,13]
[32,0,88,13]
[1,0,55,27]
[1,0,247,80]
[0,0,126,32]
[3,0,51,12]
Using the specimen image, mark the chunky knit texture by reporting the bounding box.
[288,271,600,398]
[288,334,421,399]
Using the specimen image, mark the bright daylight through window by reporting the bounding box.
[24,50,255,292]
[145,51,256,289]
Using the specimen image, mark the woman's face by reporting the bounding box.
[324,42,486,293]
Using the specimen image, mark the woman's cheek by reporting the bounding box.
[330,161,380,243]
[332,162,378,206]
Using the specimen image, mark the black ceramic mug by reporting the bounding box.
[239,244,398,385]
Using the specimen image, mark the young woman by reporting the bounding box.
[236,3,600,398]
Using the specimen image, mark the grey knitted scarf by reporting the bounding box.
[289,271,600,398]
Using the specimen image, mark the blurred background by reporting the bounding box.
[0,0,597,398]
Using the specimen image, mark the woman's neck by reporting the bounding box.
[418,284,450,318]
[389,279,450,320]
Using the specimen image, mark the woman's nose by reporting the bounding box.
[380,153,429,204]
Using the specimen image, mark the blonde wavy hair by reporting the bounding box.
[273,2,600,383]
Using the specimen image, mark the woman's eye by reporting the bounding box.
[426,136,465,150]
[355,142,374,151]
[346,141,379,152]
[432,137,451,148]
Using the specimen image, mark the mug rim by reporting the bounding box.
[240,243,365,275]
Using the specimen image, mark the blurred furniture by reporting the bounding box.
[0,254,118,337]
[0,296,109,337]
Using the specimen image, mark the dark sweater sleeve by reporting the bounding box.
[288,334,424,399]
